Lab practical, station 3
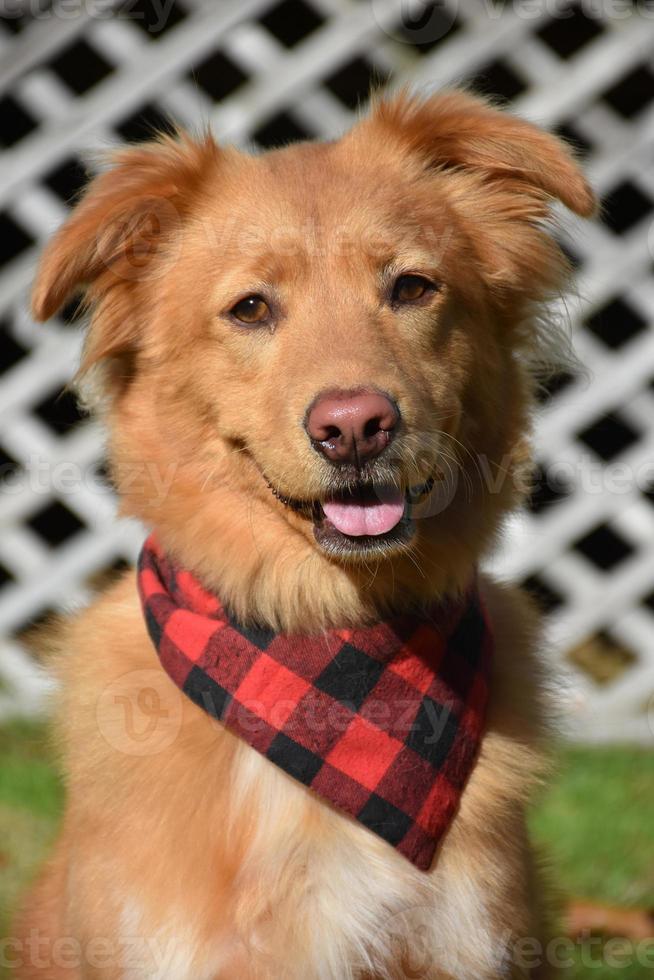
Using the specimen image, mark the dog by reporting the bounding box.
[12,89,595,979]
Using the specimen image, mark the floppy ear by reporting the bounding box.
[367,89,596,218]
[31,132,219,323]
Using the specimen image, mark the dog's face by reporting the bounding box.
[33,93,594,621]
[159,141,485,563]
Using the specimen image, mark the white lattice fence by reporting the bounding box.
[1,0,653,739]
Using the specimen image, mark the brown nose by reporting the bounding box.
[305,389,399,464]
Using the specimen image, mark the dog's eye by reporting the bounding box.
[230,295,270,324]
[392,274,437,304]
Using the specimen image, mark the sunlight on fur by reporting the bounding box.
[11,90,595,979]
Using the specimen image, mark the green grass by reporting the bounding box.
[530,747,654,979]
[0,721,64,950]
[0,721,63,821]
[0,724,652,978]
[530,747,654,908]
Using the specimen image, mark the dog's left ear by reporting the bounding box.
[31,132,220,376]
[31,132,219,324]
[365,89,596,218]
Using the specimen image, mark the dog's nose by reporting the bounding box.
[305,390,399,464]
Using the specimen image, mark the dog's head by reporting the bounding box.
[33,91,594,626]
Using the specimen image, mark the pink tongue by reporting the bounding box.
[322,490,405,537]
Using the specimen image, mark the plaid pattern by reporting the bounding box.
[137,534,494,870]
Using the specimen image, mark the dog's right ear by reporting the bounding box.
[363,89,596,219]
[31,133,219,323]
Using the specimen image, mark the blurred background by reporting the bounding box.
[0,0,653,975]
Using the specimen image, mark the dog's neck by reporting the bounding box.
[138,533,494,869]
[118,468,512,633]
[142,497,492,633]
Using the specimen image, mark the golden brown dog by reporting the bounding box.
[11,90,595,979]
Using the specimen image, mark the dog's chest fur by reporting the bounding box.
[50,573,546,980]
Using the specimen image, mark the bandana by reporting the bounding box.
[138,534,493,870]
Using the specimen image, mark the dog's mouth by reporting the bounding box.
[268,476,434,560]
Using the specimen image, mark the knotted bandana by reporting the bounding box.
[138,534,493,870]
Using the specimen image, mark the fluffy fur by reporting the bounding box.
[12,90,595,979]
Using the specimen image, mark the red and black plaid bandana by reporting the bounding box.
[138,534,493,870]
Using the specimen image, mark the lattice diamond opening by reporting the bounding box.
[1,0,653,742]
